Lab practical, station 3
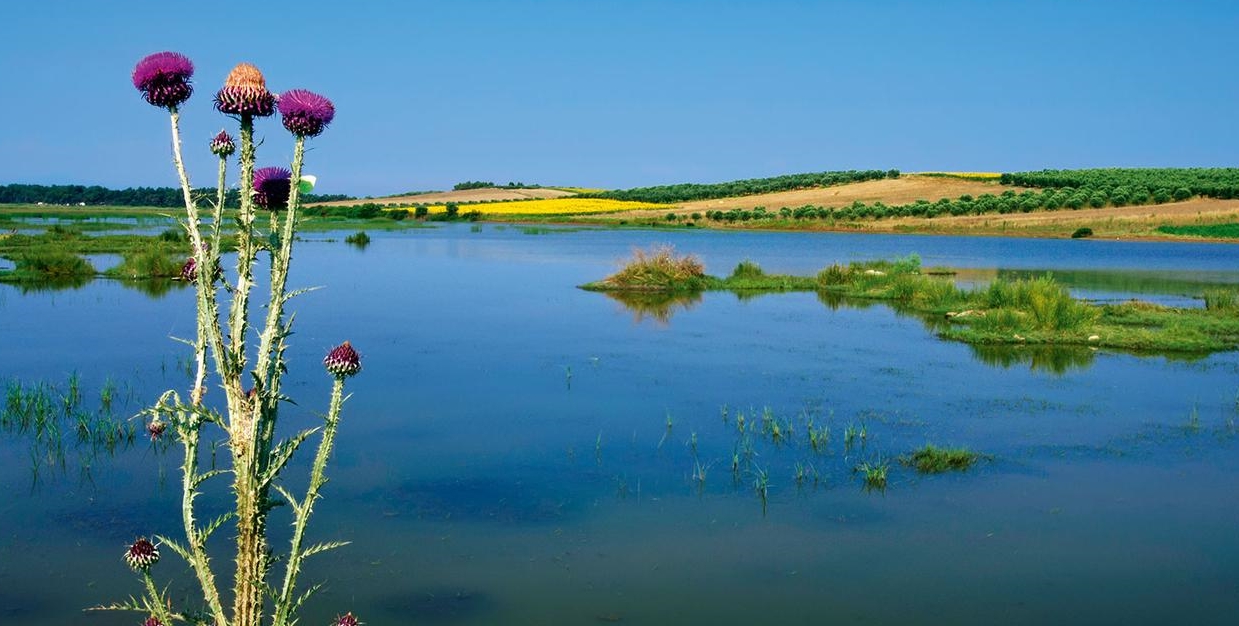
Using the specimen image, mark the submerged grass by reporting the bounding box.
[582,252,1239,354]
[905,444,981,473]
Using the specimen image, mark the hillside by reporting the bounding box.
[674,175,1005,212]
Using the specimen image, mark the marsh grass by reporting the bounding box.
[855,459,889,491]
[585,245,706,291]
[3,247,96,282]
[1203,288,1239,313]
[2,376,148,481]
[105,246,183,279]
[586,253,1239,354]
[905,444,981,473]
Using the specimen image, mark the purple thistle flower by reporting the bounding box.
[180,257,198,282]
[324,341,362,378]
[214,63,276,117]
[124,537,160,572]
[278,89,335,138]
[253,166,293,211]
[333,612,361,626]
[210,130,236,158]
[142,617,165,626]
[132,52,194,109]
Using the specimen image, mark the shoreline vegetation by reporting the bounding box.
[580,247,1239,355]
[3,168,1239,242]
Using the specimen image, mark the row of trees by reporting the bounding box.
[1002,168,1239,200]
[0,183,352,208]
[700,184,1196,223]
[590,169,899,204]
[452,180,543,190]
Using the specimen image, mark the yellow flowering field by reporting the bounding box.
[921,171,1003,180]
[408,197,674,215]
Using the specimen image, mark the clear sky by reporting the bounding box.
[1,0,1236,196]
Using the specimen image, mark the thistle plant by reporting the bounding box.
[101,51,359,626]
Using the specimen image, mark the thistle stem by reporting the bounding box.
[178,416,227,626]
[228,114,265,626]
[142,571,174,626]
[272,377,346,626]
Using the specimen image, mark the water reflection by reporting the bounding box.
[0,274,91,293]
[120,277,188,298]
[603,290,702,325]
[968,344,1098,374]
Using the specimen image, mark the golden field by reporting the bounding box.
[408,197,674,215]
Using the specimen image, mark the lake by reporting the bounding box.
[2,223,1238,625]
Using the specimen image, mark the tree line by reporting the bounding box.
[587,169,899,204]
[1002,168,1239,200]
[0,183,352,208]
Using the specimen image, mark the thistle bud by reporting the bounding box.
[143,617,165,626]
[214,63,276,117]
[132,52,194,109]
[333,613,361,626]
[324,341,361,378]
[146,420,167,442]
[210,130,236,158]
[124,537,160,572]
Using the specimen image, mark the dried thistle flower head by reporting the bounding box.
[132,52,194,109]
[253,166,293,210]
[124,537,160,572]
[279,89,335,138]
[210,130,236,157]
[214,62,276,117]
[333,612,361,626]
[324,341,361,378]
[146,420,167,442]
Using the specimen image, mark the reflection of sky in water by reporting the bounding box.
[1,223,1238,625]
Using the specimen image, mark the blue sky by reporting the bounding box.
[1,0,1236,196]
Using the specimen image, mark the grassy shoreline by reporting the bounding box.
[5,201,1239,242]
[581,248,1239,355]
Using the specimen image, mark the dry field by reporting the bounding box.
[672,175,1007,213]
[307,187,574,207]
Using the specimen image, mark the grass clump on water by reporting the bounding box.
[582,252,1239,354]
[105,246,183,279]
[2,247,96,283]
[905,444,981,473]
[585,245,707,291]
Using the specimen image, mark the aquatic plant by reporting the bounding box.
[856,459,889,491]
[96,52,360,626]
[588,245,706,291]
[905,444,981,473]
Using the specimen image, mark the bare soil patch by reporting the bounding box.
[307,187,574,207]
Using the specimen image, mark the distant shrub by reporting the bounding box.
[1071,227,1094,239]
[414,205,429,219]
[730,260,764,279]
[344,231,371,247]
[388,209,409,221]
[1172,187,1192,201]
